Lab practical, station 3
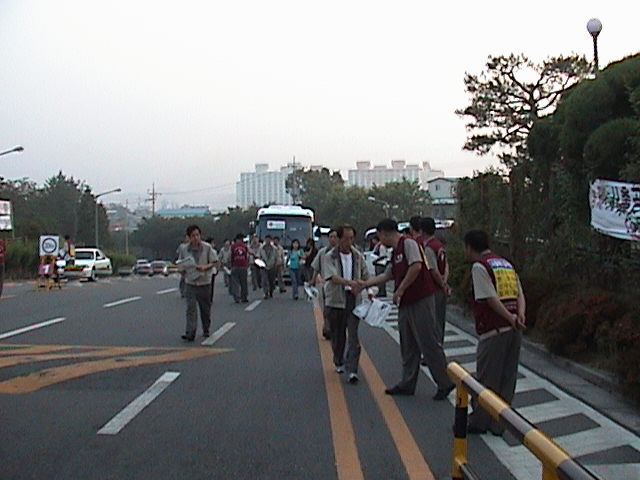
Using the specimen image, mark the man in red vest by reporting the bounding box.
[230,233,249,303]
[420,217,450,343]
[464,230,526,435]
[360,219,455,400]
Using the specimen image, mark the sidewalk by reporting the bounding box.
[447,304,640,437]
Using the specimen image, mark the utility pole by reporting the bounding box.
[147,183,161,216]
[291,155,299,205]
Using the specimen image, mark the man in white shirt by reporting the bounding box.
[323,225,369,384]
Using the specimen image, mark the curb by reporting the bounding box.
[447,305,619,392]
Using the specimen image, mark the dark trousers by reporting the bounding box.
[185,283,212,337]
[179,273,186,298]
[397,295,453,393]
[434,289,447,343]
[250,265,262,290]
[327,293,361,374]
[262,267,277,296]
[231,266,248,302]
[469,329,522,432]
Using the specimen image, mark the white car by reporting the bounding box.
[63,248,113,281]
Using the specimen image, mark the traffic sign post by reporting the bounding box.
[0,239,5,298]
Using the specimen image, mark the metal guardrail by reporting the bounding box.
[447,362,599,480]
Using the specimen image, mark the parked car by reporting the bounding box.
[150,260,169,276]
[166,262,179,274]
[62,248,112,281]
[133,259,152,275]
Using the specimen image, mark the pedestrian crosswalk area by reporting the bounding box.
[380,301,640,480]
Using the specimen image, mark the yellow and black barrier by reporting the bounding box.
[447,362,599,480]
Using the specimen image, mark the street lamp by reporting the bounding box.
[94,188,121,247]
[367,196,390,218]
[0,145,24,157]
[587,18,603,74]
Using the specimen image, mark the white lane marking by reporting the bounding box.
[97,371,180,435]
[244,300,262,312]
[103,296,142,308]
[0,317,66,340]
[201,322,236,346]
[1,294,16,299]
[156,288,178,295]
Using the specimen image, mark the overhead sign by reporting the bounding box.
[589,179,640,241]
[0,200,12,231]
[39,235,60,256]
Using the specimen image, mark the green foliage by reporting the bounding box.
[286,168,431,242]
[456,169,509,236]
[3,238,38,279]
[130,207,258,260]
[105,251,136,272]
[0,171,112,249]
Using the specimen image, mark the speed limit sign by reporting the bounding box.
[39,235,60,256]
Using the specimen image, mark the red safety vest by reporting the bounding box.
[424,236,446,276]
[231,242,249,267]
[391,236,436,306]
[470,252,519,335]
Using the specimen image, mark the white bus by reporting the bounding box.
[255,205,315,248]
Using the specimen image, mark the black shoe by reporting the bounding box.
[264,294,269,299]
[234,299,240,303]
[181,334,195,342]
[242,299,249,303]
[203,332,210,338]
[433,384,456,401]
[322,330,331,340]
[293,296,299,300]
[384,385,414,396]
[348,373,359,384]
[280,289,286,293]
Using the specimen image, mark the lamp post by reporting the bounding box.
[587,18,602,74]
[94,188,121,247]
[367,195,390,218]
[0,145,23,157]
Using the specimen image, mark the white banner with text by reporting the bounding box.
[589,179,640,241]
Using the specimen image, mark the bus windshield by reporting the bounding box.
[256,215,313,249]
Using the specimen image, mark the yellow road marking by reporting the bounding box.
[360,348,436,480]
[0,346,152,368]
[313,303,364,480]
[0,344,231,394]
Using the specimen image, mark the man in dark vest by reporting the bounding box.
[464,230,526,435]
[421,217,449,343]
[360,219,454,400]
[230,233,249,303]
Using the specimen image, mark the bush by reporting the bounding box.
[4,238,38,279]
[612,310,640,401]
[536,289,627,359]
[106,251,136,273]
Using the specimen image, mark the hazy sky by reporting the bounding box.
[1,1,637,210]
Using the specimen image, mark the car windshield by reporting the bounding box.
[75,251,95,260]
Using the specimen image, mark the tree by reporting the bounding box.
[369,180,431,221]
[457,53,590,164]
[457,53,591,265]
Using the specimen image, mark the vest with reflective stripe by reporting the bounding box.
[470,252,518,335]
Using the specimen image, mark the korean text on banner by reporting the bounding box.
[589,179,640,241]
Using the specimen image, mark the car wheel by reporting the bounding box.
[89,268,97,282]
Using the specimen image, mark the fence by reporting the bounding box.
[447,362,599,480]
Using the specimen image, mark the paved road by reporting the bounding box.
[0,275,637,479]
